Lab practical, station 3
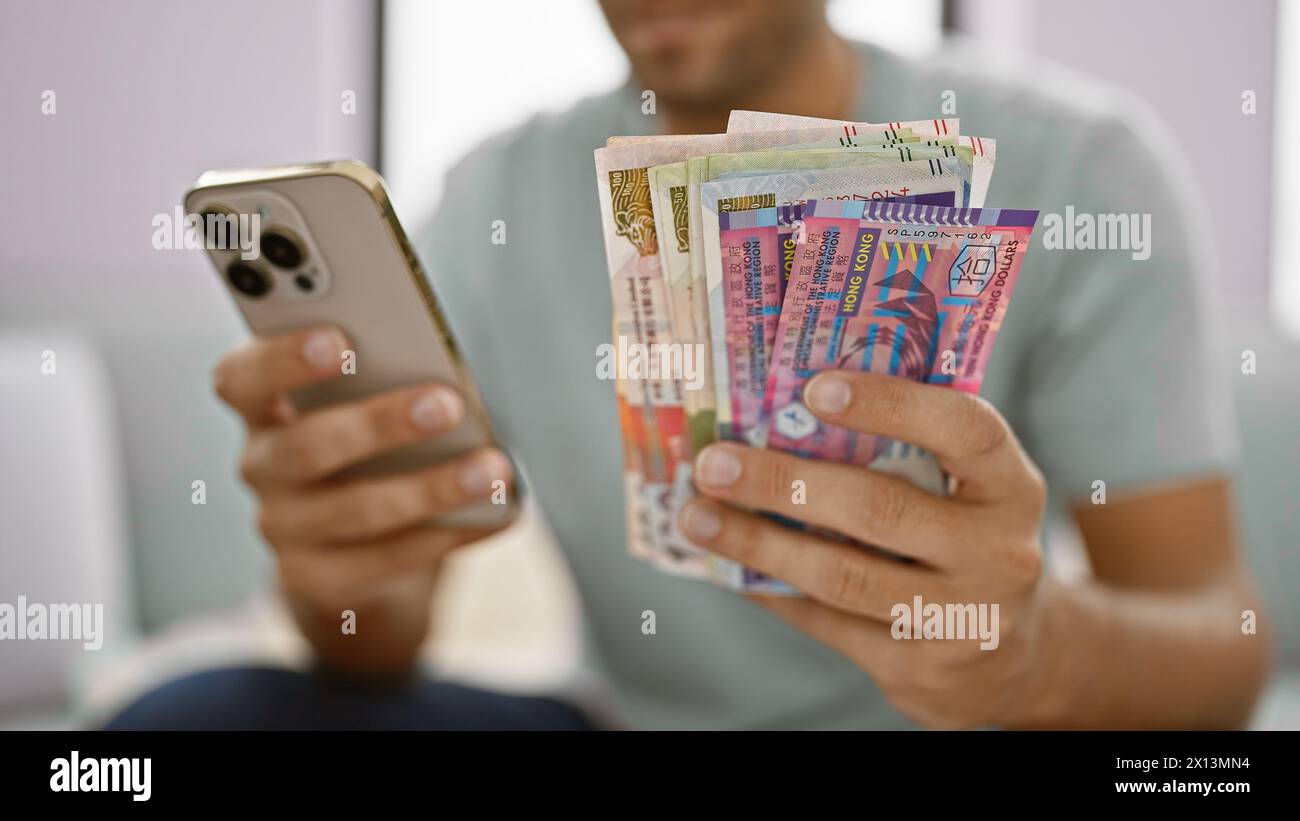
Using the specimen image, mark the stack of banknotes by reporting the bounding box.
[594,110,1039,592]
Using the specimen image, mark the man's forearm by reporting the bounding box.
[1014,575,1271,729]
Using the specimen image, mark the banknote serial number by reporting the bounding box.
[1115,757,1250,772]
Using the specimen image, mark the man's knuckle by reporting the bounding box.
[955,397,1007,458]
[722,515,761,564]
[212,359,237,404]
[820,553,874,609]
[371,537,416,577]
[758,455,803,504]
[359,399,401,448]
[1009,543,1044,584]
[356,484,411,533]
[237,448,260,486]
[860,479,909,533]
[280,429,333,478]
[422,467,463,513]
[1024,463,1048,508]
[255,504,286,546]
[327,415,376,467]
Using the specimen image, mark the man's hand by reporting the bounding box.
[677,370,1054,729]
[213,326,514,674]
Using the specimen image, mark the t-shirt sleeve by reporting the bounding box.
[1012,106,1240,501]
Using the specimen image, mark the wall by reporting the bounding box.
[958,0,1299,660]
[0,0,378,631]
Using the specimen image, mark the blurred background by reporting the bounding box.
[0,0,1295,728]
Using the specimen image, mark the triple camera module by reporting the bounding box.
[200,208,314,298]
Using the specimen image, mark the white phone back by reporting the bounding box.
[185,160,516,528]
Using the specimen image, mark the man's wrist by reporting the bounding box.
[1001,577,1083,728]
[287,574,438,678]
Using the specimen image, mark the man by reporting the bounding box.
[109,0,1268,730]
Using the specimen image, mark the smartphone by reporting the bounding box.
[185,159,517,528]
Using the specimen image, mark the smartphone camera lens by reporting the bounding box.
[260,230,304,269]
[294,274,315,292]
[227,262,271,297]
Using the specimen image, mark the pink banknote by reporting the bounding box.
[715,207,783,445]
[764,199,1039,468]
[717,192,961,448]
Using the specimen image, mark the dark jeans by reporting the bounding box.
[102,666,591,731]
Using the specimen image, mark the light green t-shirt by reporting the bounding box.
[417,40,1237,729]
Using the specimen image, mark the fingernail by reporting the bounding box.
[410,389,463,432]
[696,446,742,487]
[681,502,722,541]
[806,373,851,413]
[303,330,344,371]
[459,453,502,495]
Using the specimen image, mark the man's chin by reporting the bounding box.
[635,67,737,116]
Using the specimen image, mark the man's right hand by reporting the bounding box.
[212,326,514,673]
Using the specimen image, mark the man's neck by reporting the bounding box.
[661,29,859,135]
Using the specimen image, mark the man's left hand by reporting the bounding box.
[678,370,1059,729]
